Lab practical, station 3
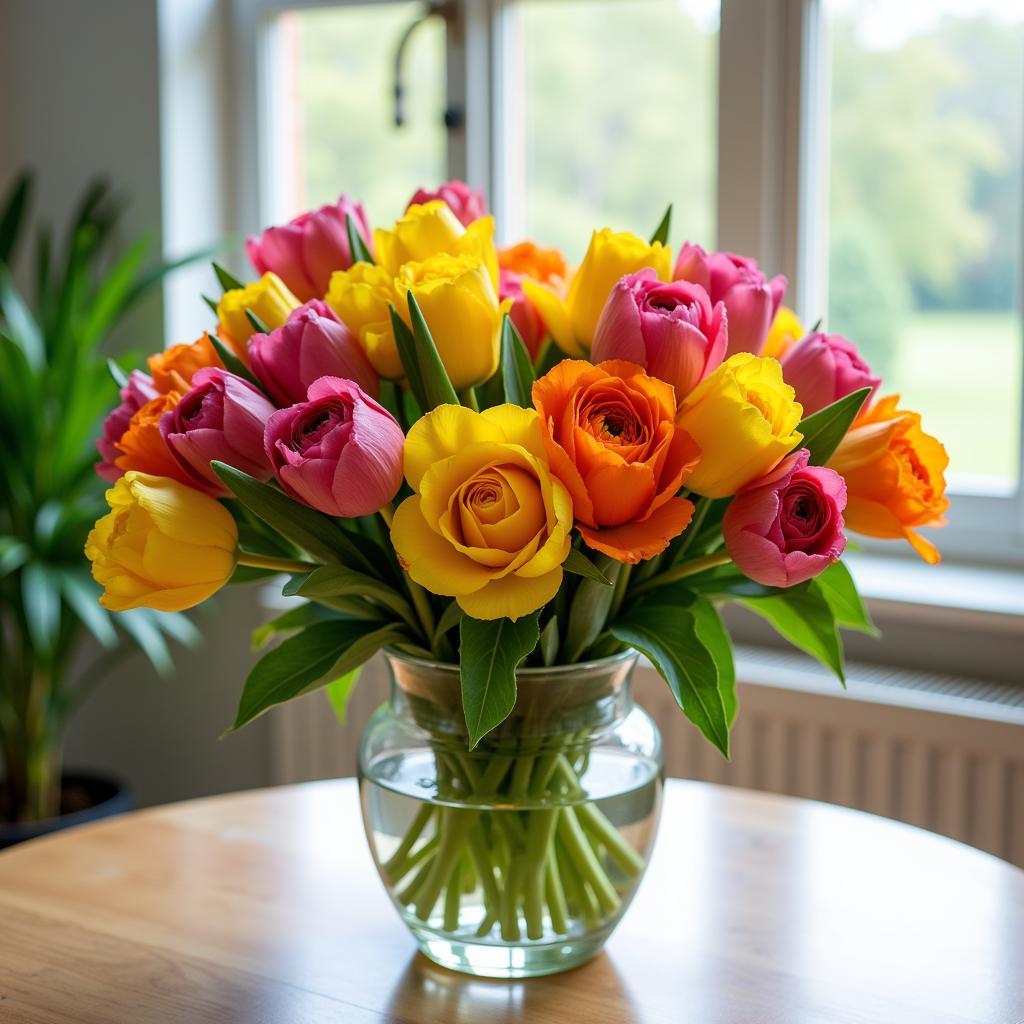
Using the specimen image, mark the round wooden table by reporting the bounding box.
[0,779,1021,1023]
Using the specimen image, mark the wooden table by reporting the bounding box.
[0,779,1022,1024]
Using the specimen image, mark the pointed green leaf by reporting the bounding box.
[816,561,878,636]
[213,261,245,293]
[0,172,31,265]
[60,571,117,648]
[106,357,130,388]
[285,565,414,624]
[798,387,871,466]
[21,563,61,655]
[245,308,270,335]
[563,548,613,586]
[539,615,560,666]
[563,555,620,662]
[459,612,540,748]
[117,608,173,677]
[433,599,464,647]
[649,203,673,246]
[689,596,737,726]
[0,538,29,579]
[500,314,535,408]
[251,602,342,652]
[346,213,374,265]
[203,294,219,315]
[389,304,428,411]
[325,667,363,723]
[406,291,460,410]
[208,333,264,389]
[0,264,44,369]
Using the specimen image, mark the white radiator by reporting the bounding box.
[269,647,1024,867]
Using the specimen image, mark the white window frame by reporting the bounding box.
[228,0,1024,569]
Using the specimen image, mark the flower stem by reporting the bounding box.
[236,553,317,574]
[459,387,480,411]
[629,551,732,597]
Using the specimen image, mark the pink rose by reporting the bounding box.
[674,244,786,357]
[245,196,372,303]
[499,269,546,359]
[264,377,404,518]
[160,368,276,495]
[591,269,728,399]
[248,301,379,406]
[780,331,881,416]
[723,449,847,588]
[407,180,487,227]
[96,370,159,482]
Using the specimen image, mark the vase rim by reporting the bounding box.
[383,645,638,678]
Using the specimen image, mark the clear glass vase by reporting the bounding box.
[358,648,663,978]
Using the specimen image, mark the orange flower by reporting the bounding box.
[498,242,567,285]
[532,359,701,562]
[114,392,193,485]
[147,333,224,393]
[828,395,948,564]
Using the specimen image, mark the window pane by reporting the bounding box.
[506,0,719,257]
[273,4,446,225]
[825,0,1023,491]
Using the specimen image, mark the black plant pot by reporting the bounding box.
[0,773,134,850]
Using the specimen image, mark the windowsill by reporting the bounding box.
[844,552,1024,633]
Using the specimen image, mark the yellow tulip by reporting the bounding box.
[522,228,671,357]
[325,263,404,379]
[396,254,508,392]
[677,354,803,498]
[761,306,805,361]
[374,201,499,286]
[391,404,573,621]
[85,472,237,612]
[217,272,300,348]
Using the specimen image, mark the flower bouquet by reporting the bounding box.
[86,181,948,977]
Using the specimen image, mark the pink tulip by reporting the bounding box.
[723,449,847,588]
[96,370,159,482]
[160,368,277,495]
[264,377,404,518]
[591,269,728,400]
[674,244,786,357]
[499,269,546,359]
[407,180,487,227]
[780,331,881,416]
[248,301,379,407]
[245,196,372,303]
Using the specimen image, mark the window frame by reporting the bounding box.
[229,0,1024,567]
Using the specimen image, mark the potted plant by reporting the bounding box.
[0,172,197,844]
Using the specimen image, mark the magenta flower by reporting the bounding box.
[781,331,881,416]
[245,196,372,303]
[591,269,728,400]
[407,180,487,227]
[160,368,277,495]
[96,370,159,482]
[674,244,786,358]
[248,301,379,407]
[264,377,404,518]
[723,449,847,588]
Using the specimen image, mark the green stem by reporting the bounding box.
[236,553,317,574]
[458,387,480,411]
[629,551,732,597]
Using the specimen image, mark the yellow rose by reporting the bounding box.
[85,472,237,612]
[391,405,573,620]
[677,354,803,498]
[761,306,805,361]
[522,228,672,357]
[374,201,499,286]
[217,272,300,347]
[325,262,404,379]
[396,254,508,392]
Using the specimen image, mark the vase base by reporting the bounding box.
[411,928,610,979]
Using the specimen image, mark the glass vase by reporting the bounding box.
[358,648,663,979]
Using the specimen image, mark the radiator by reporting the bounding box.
[269,647,1024,867]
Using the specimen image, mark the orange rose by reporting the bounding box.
[828,395,948,564]
[499,242,567,285]
[114,392,193,485]
[532,359,700,562]
[147,333,224,393]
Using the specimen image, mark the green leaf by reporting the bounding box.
[60,571,117,648]
[211,462,375,573]
[346,213,374,265]
[683,568,810,600]
[612,604,730,756]
[117,608,173,677]
[251,602,342,652]
[797,387,871,465]
[0,537,29,579]
[82,237,147,343]
[21,563,61,655]
[245,308,270,335]
[816,561,878,636]
[649,203,673,246]
[563,555,620,662]
[213,261,245,293]
[500,314,535,408]
[539,615,560,666]
[284,565,413,624]
[389,306,428,411]
[563,548,613,586]
[405,292,460,411]
[739,586,845,683]
[106,357,130,388]
[0,263,44,369]
[459,612,540,748]
[433,599,464,647]
[0,171,31,265]
[208,333,265,389]
[150,609,201,648]
[230,619,404,731]
[689,596,737,726]
[325,667,363,723]
[203,294,219,315]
